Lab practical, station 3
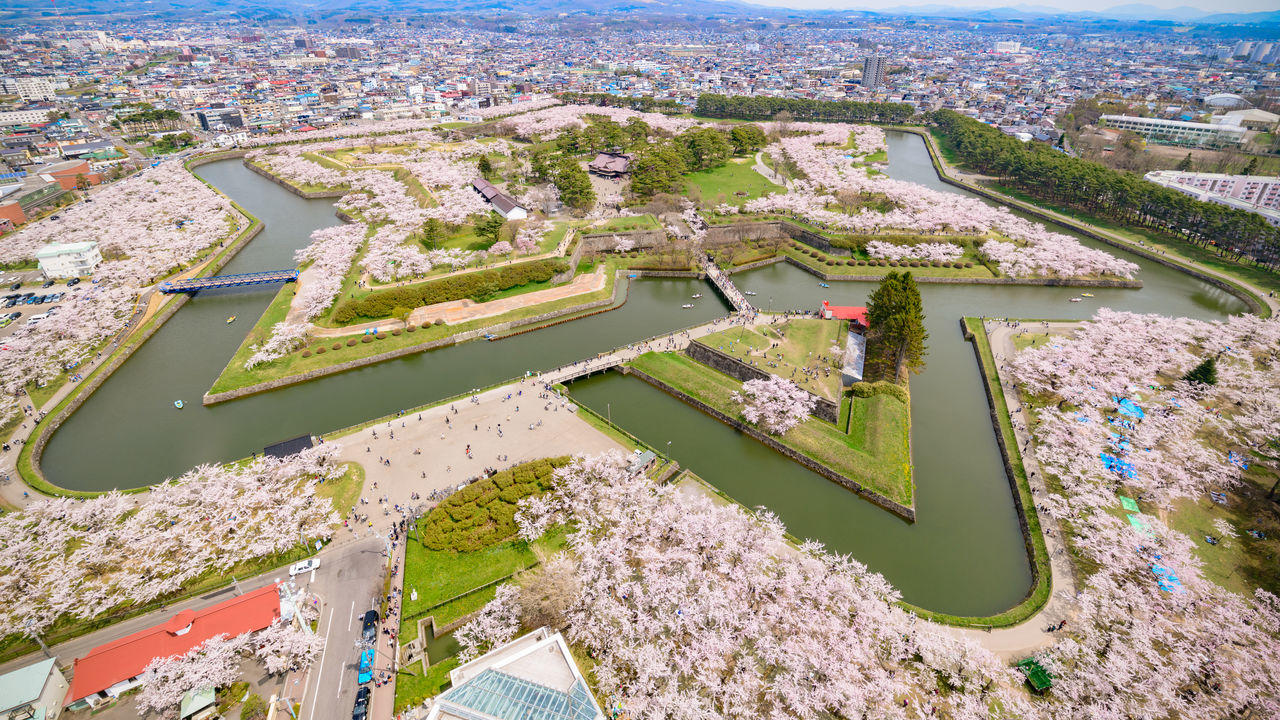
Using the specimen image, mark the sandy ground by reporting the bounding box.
[332,375,626,535]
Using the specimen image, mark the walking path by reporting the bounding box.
[310,267,606,338]
[939,319,1083,658]
[752,150,788,189]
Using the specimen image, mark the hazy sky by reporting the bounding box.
[743,0,1277,12]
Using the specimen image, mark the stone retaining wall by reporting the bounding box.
[783,256,1145,288]
[628,269,704,279]
[959,318,1043,610]
[552,230,583,284]
[896,126,1264,315]
[580,228,667,252]
[724,256,785,274]
[203,270,631,405]
[621,365,915,522]
[685,341,840,423]
[243,159,348,199]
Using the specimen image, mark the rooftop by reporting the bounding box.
[0,658,57,712]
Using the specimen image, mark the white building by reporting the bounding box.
[36,241,102,279]
[1098,115,1247,148]
[426,628,603,720]
[0,106,55,127]
[1145,171,1280,226]
[3,76,57,102]
[0,658,69,720]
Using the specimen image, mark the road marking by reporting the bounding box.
[306,604,335,720]
[348,600,354,631]
[310,568,316,584]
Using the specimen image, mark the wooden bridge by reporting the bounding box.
[159,269,299,294]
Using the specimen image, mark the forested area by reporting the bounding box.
[931,110,1280,269]
[695,94,916,124]
[557,92,685,114]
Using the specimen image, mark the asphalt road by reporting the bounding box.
[0,535,390,720]
[298,536,391,720]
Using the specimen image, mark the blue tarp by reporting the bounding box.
[1102,453,1137,479]
[1151,564,1184,593]
[1115,398,1145,419]
[1227,451,1250,470]
[1109,433,1131,453]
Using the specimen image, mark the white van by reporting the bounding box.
[26,313,48,325]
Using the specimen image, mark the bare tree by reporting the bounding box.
[516,554,580,631]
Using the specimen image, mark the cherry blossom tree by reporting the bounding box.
[135,633,248,717]
[732,376,816,435]
[254,619,326,675]
[456,584,522,662]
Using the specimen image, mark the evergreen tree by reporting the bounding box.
[476,213,505,243]
[1183,356,1218,386]
[477,155,494,178]
[1242,157,1259,176]
[729,124,768,154]
[552,158,596,211]
[1176,153,1194,172]
[866,272,927,380]
[630,145,688,199]
[419,218,444,249]
[678,128,733,171]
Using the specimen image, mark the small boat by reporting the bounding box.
[484,333,497,341]
[1080,293,1094,298]
[173,400,184,409]
[226,315,237,324]
[744,291,757,296]
[1069,297,1083,303]
[681,304,695,309]
[691,293,702,299]
[818,283,830,289]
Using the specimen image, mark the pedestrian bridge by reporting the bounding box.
[159,269,299,294]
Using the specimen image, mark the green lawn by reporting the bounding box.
[782,243,996,280]
[1011,332,1053,352]
[315,463,364,516]
[700,319,846,401]
[686,159,780,207]
[628,351,913,507]
[395,656,461,712]
[590,215,661,233]
[209,262,632,396]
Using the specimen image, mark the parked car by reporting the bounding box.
[357,647,374,684]
[9,311,22,320]
[289,558,320,576]
[66,278,80,287]
[0,318,11,328]
[361,609,379,643]
[26,314,48,325]
[41,280,54,288]
[9,283,20,291]
[351,687,370,720]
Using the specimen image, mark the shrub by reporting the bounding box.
[851,382,873,398]
[434,318,445,326]
[332,258,569,322]
[888,261,899,267]
[347,338,358,347]
[418,456,573,551]
[241,695,268,720]
[375,333,387,340]
[332,342,342,350]
[964,261,974,268]
[871,380,909,403]
[406,325,416,332]
[301,350,312,358]
[361,335,373,343]
[316,346,326,354]
[392,328,403,336]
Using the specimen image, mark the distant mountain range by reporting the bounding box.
[4,0,1279,25]
[868,3,1280,24]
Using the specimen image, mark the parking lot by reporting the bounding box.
[0,274,88,340]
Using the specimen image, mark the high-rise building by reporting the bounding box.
[1251,43,1274,63]
[993,41,1022,54]
[335,46,363,59]
[861,56,887,88]
[293,36,315,49]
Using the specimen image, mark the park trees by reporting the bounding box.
[731,376,816,435]
[729,123,768,154]
[867,272,927,380]
[551,157,595,211]
[629,145,688,199]
[677,127,733,171]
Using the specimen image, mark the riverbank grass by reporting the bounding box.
[627,351,913,508]
[699,318,846,401]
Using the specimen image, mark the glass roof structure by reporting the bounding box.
[437,668,599,720]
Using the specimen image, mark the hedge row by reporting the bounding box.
[334,258,568,323]
[850,380,910,403]
[417,456,573,552]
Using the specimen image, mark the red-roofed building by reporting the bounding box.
[65,583,281,709]
[821,301,869,331]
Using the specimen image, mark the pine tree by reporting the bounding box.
[1242,157,1259,176]
[1176,153,1194,172]
[1183,356,1218,386]
[477,155,494,178]
[866,272,927,381]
